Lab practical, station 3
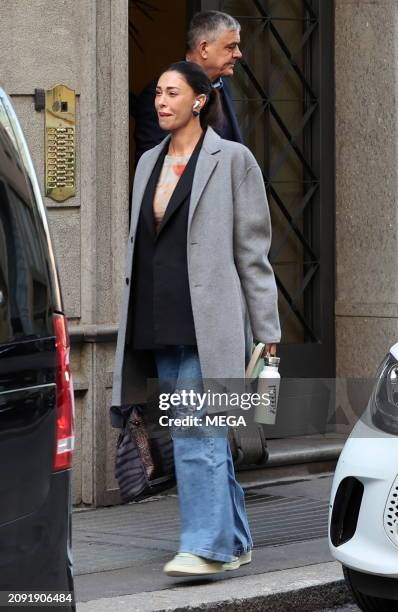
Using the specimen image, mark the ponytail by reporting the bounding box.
[200,87,223,131]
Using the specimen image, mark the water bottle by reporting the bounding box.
[254,355,281,425]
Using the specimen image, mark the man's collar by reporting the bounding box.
[183,56,224,89]
[211,77,223,89]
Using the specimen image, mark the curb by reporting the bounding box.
[77,561,353,611]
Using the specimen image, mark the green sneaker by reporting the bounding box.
[223,550,252,570]
[163,552,230,576]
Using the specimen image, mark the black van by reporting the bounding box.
[0,89,75,608]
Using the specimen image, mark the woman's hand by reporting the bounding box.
[261,343,277,357]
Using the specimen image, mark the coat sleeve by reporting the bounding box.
[233,164,281,344]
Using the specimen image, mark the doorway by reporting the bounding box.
[129,0,335,380]
[128,0,336,441]
[128,0,190,191]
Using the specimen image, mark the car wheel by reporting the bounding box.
[343,566,397,612]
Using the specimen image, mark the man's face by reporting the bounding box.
[202,29,242,80]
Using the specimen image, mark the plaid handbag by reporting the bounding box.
[115,405,175,503]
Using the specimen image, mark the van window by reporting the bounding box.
[0,99,53,343]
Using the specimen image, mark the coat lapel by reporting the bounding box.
[140,144,169,238]
[129,135,170,238]
[154,159,194,239]
[155,132,204,239]
[130,127,223,240]
[188,127,222,233]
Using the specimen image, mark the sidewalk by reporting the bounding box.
[73,476,353,611]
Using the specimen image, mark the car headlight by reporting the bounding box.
[371,353,398,435]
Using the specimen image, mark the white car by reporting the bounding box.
[329,344,398,611]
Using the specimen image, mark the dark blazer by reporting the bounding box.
[133,76,243,164]
[128,135,204,349]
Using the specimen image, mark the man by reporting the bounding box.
[133,10,243,163]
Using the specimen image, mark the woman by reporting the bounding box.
[111,61,281,576]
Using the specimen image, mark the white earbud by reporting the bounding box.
[193,100,201,110]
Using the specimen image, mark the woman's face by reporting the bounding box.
[155,71,203,132]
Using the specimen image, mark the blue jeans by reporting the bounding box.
[153,345,253,562]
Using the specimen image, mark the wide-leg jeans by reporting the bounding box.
[153,345,253,563]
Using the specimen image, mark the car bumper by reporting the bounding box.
[329,411,398,578]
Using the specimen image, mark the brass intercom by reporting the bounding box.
[44,84,75,202]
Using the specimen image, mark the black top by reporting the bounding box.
[128,134,205,350]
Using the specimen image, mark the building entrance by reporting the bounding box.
[128,0,335,441]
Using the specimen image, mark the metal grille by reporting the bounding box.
[245,491,328,547]
[217,0,323,344]
[384,475,398,547]
[73,491,328,575]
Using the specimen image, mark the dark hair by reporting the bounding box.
[187,10,240,52]
[163,61,223,131]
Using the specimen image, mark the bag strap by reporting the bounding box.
[245,342,266,379]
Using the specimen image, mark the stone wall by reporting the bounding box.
[0,0,129,506]
[335,0,398,378]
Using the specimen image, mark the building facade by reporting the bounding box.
[0,0,396,506]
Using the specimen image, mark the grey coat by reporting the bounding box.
[111,126,281,419]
